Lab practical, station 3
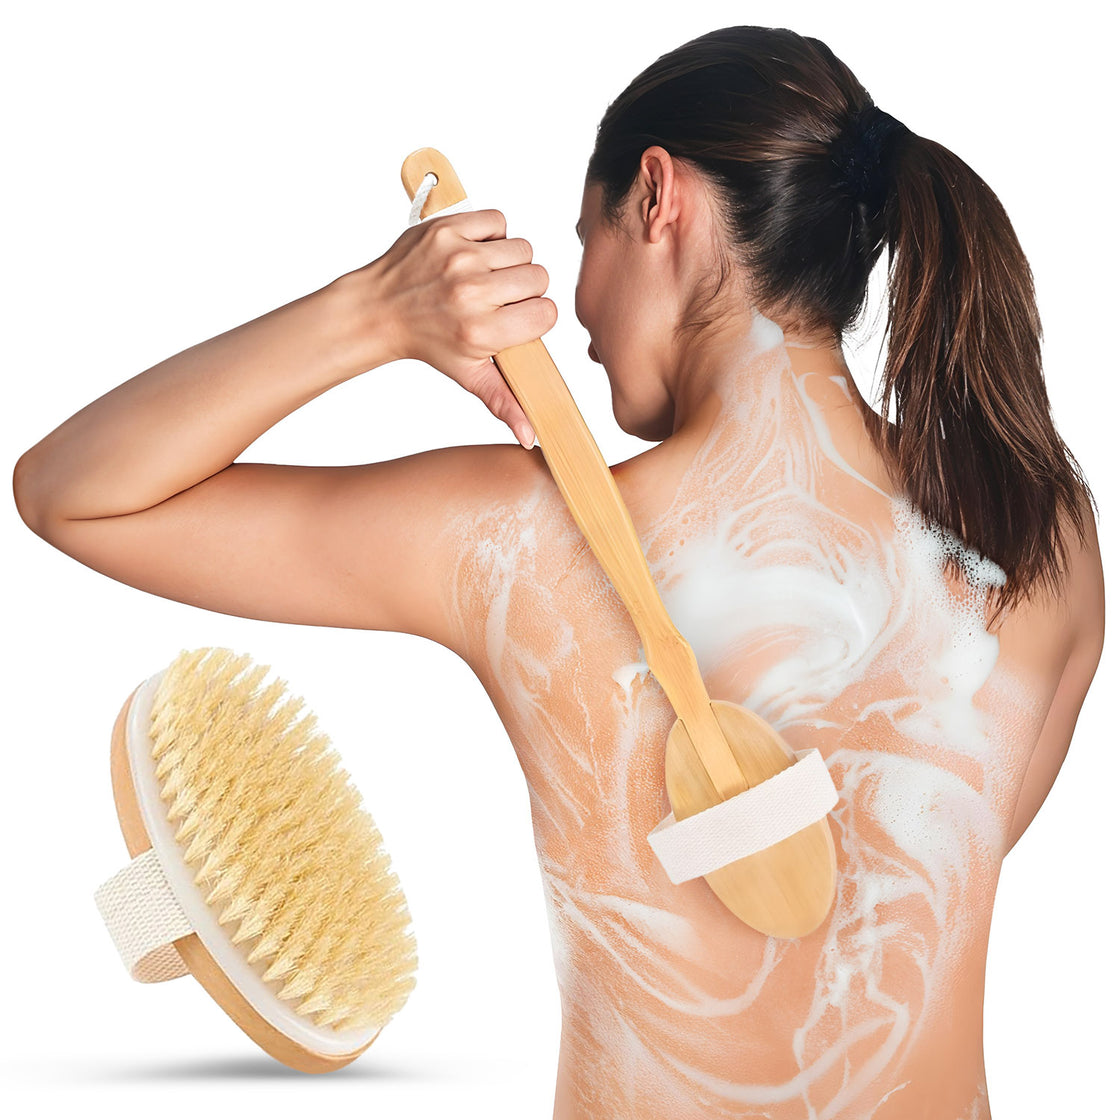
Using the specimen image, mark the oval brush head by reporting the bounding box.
[94,647,418,1073]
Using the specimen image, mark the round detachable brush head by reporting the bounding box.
[94,647,418,1073]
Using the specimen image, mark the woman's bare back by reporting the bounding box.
[437,317,1085,1120]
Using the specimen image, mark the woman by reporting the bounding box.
[12,24,1104,1120]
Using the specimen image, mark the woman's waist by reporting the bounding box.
[545,868,993,1096]
[554,973,990,1120]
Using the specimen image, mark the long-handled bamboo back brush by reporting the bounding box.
[402,148,839,939]
[94,647,418,1072]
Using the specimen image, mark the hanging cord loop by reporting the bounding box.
[407,172,474,227]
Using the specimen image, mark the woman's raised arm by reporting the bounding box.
[12,277,389,526]
[11,208,556,655]
[12,207,550,526]
[12,274,386,525]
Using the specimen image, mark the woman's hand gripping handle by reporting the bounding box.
[369,147,557,447]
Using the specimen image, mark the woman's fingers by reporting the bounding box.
[477,235,534,268]
[478,261,552,313]
[448,258,555,353]
[487,291,559,351]
[365,206,553,445]
[425,208,508,243]
[449,257,553,447]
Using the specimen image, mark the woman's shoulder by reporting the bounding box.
[431,441,592,672]
[1052,493,1105,661]
[990,491,1104,692]
[1062,492,1105,644]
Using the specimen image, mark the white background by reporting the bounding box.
[3,2,1114,1116]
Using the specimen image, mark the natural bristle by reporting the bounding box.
[148,647,417,1033]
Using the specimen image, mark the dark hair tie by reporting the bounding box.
[832,103,910,213]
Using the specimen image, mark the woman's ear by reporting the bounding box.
[638,146,684,246]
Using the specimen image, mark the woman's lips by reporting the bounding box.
[588,341,601,364]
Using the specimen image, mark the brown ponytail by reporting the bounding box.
[875,130,1094,622]
[584,25,1096,626]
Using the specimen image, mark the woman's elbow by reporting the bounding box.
[12,451,55,538]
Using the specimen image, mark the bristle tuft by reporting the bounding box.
[148,648,418,1033]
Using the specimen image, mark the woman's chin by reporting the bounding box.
[638,419,674,442]
[615,404,673,443]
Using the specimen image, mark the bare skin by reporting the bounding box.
[12,147,1105,1118]
[463,341,1103,1119]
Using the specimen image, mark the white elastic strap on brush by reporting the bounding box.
[94,848,193,983]
[647,747,838,885]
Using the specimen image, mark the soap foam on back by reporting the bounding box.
[437,311,1043,1118]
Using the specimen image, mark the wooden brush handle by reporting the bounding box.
[401,149,742,791]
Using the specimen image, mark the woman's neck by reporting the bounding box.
[666,316,860,443]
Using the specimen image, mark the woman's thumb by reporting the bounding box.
[472,363,536,448]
